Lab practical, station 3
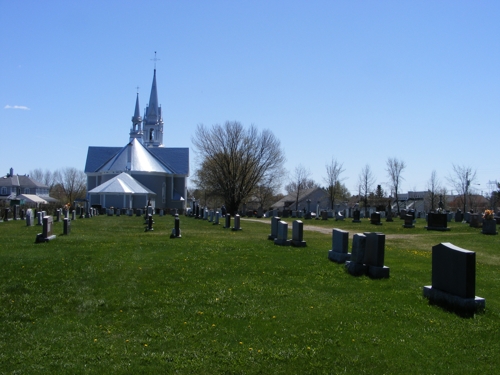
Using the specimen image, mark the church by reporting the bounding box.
[84,68,189,211]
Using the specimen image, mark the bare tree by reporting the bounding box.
[358,164,375,217]
[52,167,87,205]
[286,165,314,211]
[386,157,406,214]
[253,169,285,210]
[192,121,285,215]
[29,168,58,190]
[426,170,441,211]
[324,158,346,209]
[447,164,477,213]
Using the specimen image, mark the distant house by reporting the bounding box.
[0,167,57,205]
[271,187,330,211]
[84,68,189,211]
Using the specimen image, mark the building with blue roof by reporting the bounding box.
[85,68,189,211]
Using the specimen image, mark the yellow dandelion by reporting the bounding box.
[272,316,276,319]
[307,347,311,350]
[249,348,253,351]
[212,324,216,327]
[239,342,243,345]
[126,340,129,342]
[94,339,97,342]
[144,344,148,347]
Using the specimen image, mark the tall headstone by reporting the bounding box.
[352,209,361,223]
[426,213,450,231]
[37,211,43,226]
[274,221,290,246]
[223,214,231,229]
[63,218,71,235]
[290,220,306,247]
[213,211,220,225]
[232,214,242,231]
[56,209,62,222]
[26,209,33,227]
[268,216,281,240]
[328,228,351,263]
[363,232,389,278]
[345,233,368,276]
[423,243,485,313]
[170,214,182,238]
[71,210,76,220]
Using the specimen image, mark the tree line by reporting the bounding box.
[28,167,87,206]
[192,121,497,214]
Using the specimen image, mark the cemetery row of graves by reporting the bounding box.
[4,201,498,316]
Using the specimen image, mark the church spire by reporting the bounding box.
[130,93,143,142]
[143,61,164,147]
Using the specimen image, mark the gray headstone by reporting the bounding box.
[274,221,290,246]
[423,242,485,313]
[290,220,306,247]
[63,218,71,235]
[232,214,241,231]
[268,216,281,240]
[328,228,351,263]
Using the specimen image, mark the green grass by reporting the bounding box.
[1,214,499,374]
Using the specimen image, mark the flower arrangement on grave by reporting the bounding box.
[483,209,494,220]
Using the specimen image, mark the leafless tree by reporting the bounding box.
[324,158,346,209]
[447,164,477,213]
[386,157,406,214]
[29,168,58,190]
[253,170,285,210]
[426,170,441,211]
[286,165,315,211]
[52,167,87,205]
[358,164,375,217]
[192,121,285,215]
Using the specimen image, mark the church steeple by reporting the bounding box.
[129,93,143,142]
[143,65,164,147]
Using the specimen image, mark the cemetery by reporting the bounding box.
[1,211,500,373]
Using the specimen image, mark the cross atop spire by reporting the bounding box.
[151,51,160,70]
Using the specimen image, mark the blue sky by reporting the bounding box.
[1,0,499,196]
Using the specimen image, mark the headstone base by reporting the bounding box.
[268,234,275,240]
[35,233,57,243]
[423,286,485,313]
[274,239,290,246]
[291,240,306,247]
[170,229,182,238]
[371,222,383,226]
[425,226,450,231]
[328,251,351,263]
[231,227,242,231]
[345,261,368,276]
[403,224,415,228]
[368,265,390,279]
[352,219,361,223]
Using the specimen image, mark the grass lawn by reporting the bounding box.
[1,213,499,374]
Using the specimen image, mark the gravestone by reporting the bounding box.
[116,208,121,217]
[208,210,214,222]
[297,210,303,218]
[268,216,281,240]
[3,208,11,222]
[426,213,450,231]
[321,211,328,220]
[159,209,164,217]
[26,209,33,227]
[213,211,220,225]
[469,214,482,228]
[35,216,57,243]
[170,214,182,238]
[370,212,382,225]
[423,242,485,313]
[454,209,463,222]
[352,209,361,223]
[223,214,231,229]
[71,210,76,220]
[274,221,290,246]
[345,233,368,276]
[203,208,208,220]
[107,209,113,216]
[363,232,390,278]
[144,214,154,231]
[63,218,71,235]
[136,209,143,217]
[328,228,351,263]
[232,214,242,231]
[56,209,62,222]
[403,214,415,228]
[482,219,498,235]
[256,207,263,218]
[290,220,306,247]
[37,211,43,225]
[346,232,389,278]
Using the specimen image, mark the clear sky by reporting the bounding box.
[2,0,499,197]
